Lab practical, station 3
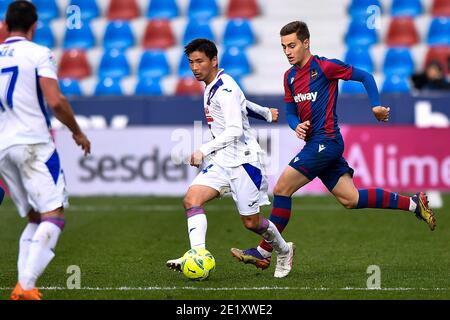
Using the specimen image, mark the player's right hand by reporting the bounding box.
[73,132,91,156]
[295,121,310,140]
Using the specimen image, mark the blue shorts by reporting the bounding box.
[288,138,354,192]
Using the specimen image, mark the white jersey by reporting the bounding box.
[0,36,57,151]
[199,69,264,168]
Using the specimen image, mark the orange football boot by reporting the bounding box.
[10,282,42,300]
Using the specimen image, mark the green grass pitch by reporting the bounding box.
[0,195,449,300]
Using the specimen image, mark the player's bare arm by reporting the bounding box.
[372,106,390,122]
[39,77,91,156]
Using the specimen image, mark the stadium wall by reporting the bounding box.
[55,126,450,196]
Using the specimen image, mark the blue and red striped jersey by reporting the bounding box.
[284,55,353,141]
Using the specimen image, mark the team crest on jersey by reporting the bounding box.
[311,69,318,80]
[204,106,214,124]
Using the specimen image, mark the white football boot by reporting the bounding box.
[274,242,295,278]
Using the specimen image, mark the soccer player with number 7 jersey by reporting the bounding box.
[231,21,436,271]
[0,1,91,300]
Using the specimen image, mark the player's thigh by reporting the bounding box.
[185,164,225,207]
[0,152,32,217]
[9,143,68,214]
[273,165,311,196]
[230,163,264,216]
[330,173,359,209]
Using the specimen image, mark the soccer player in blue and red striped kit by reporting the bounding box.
[231,21,436,272]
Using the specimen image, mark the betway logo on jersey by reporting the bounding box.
[294,92,318,103]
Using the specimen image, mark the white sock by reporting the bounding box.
[187,213,207,249]
[20,221,61,290]
[18,223,39,280]
[256,246,272,258]
[261,220,289,254]
[409,198,417,212]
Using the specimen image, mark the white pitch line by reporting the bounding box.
[1,286,449,291]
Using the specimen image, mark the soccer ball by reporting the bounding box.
[181,248,216,281]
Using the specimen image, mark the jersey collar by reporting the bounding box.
[3,36,27,44]
[295,55,314,72]
[206,68,225,90]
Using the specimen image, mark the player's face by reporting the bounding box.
[188,51,218,84]
[281,33,309,65]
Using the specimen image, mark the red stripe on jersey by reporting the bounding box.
[296,64,312,126]
[368,188,377,207]
[382,190,390,208]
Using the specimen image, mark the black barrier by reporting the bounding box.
[50,93,450,128]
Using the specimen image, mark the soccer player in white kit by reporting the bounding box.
[166,39,295,278]
[0,1,91,300]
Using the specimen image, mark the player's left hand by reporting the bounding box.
[372,106,390,122]
[190,150,204,167]
[270,108,279,122]
[73,132,91,156]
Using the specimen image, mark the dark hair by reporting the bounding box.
[426,60,444,72]
[6,1,38,33]
[280,21,310,41]
[184,38,218,60]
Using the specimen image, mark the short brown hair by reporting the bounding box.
[280,21,310,41]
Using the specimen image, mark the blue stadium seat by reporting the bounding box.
[63,21,95,49]
[33,21,55,48]
[223,19,255,48]
[187,0,219,20]
[135,77,163,95]
[103,20,135,51]
[341,80,366,94]
[32,0,59,22]
[383,47,414,76]
[220,47,251,78]
[427,17,450,46]
[69,0,99,21]
[95,77,123,96]
[391,0,422,17]
[183,19,215,45]
[382,75,410,93]
[59,78,82,96]
[138,50,170,79]
[348,0,382,18]
[345,17,378,47]
[146,0,179,19]
[98,49,130,79]
[344,47,374,73]
[178,54,192,77]
[0,0,12,20]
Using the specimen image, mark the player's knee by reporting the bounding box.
[241,216,260,231]
[183,195,202,210]
[339,197,358,209]
[273,184,292,197]
[27,209,41,224]
[41,208,65,231]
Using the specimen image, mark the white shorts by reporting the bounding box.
[0,142,69,217]
[190,160,270,216]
